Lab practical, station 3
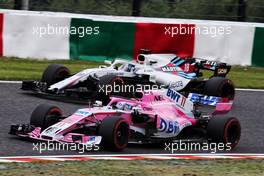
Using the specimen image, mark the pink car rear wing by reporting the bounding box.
[212,101,233,115]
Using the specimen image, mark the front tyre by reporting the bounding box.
[207,116,241,149]
[99,116,129,151]
[30,104,62,131]
[41,64,70,86]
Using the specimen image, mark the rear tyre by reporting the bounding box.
[30,104,62,131]
[204,77,235,99]
[207,116,241,149]
[99,116,129,151]
[41,64,70,86]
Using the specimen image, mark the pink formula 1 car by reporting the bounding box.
[10,88,241,151]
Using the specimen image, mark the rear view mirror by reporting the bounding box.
[99,65,107,68]
[104,60,112,65]
[149,60,158,65]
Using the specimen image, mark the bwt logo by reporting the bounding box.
[166,88,181,103]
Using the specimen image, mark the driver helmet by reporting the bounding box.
[137,55,145,64]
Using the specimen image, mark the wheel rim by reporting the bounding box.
[44,108,62,128]
[113,121,129,149]
[224,119,241,148]
[48,108,62,116]
[55,69,69,81]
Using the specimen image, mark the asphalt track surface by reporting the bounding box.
[0,83,263,156]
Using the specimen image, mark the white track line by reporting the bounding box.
[0,155,264,162]
[236,88,264,92]
[0,80,22,84]
[1,154,264,162]
[1,153,264,159]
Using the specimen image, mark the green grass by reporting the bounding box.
[0,159,264,176]
[203,66,264,89]
[0,57,102,81]
[0,57,264,89]
[228,66,264,89]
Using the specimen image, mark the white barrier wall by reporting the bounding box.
[3,13,70,59]
[0,9,263,66]
[193,24,255,65]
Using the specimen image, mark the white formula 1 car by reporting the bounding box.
[21,50,235,104]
